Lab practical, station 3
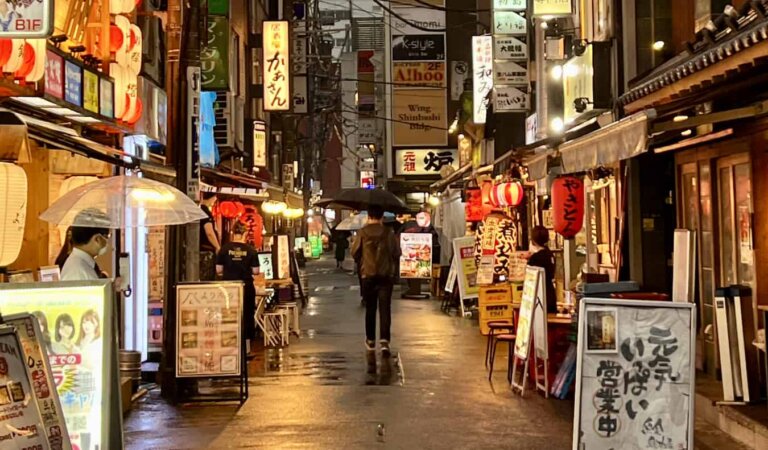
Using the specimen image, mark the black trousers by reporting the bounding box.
[362,276,393,342]
[243,284,256,341]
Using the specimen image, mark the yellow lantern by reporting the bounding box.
[0,162,27,267]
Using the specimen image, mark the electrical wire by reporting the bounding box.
[370,0,447,32]
[405,0,491,13]
[342,105,450,131]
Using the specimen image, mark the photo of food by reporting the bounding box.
[181,332,198,349]
[181,309,198,327]
[9,382,24,402]
[221,355,237,372]
[221,308,238,325]
[0,386,10,406]
[220,331,238,348]
[180,357,197,373]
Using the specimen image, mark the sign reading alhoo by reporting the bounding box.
[393,62,446,88]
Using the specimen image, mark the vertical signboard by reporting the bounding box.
[99,78,114,118]
[531,0,573,16]
[83,70,99,113]
[453,236,479,301]
[573,299,696,450]
[263,21,291,111]
[201,16,230,90]
[252,120,267,168]
[399,233,433,279]
[471,35,493,124]
[45,50,64,99]
[493,0,530,115]
[176,282,244,377]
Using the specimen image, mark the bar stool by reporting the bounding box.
[485,320,515,368]
[488,332,517,383]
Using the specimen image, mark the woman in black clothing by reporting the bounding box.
[527,225,557,314]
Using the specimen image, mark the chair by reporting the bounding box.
[485,320,515,368]
[488,332,517,383]
[276,301,301,337]
[255,295,289,347]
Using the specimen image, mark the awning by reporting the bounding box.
[429,163,472,192]
[559,110,656,174]
[524,150,553,181]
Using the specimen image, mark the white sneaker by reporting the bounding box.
[365,340,376,352]
[380,340,391,356]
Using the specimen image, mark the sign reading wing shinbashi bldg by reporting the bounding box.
[263,21,291,111]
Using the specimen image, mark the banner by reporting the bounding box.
[574,299,696,450]
[0,326,48,448]
[176,282,244,377]
[399,233,433,279]
[392,89,447,146]
[453,237,479,300]
[0,281,120,450]
[4,314,71,450]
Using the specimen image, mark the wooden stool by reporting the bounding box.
[485,320,515,368]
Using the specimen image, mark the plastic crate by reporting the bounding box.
[479,303,514,335]
[479,284,513,306]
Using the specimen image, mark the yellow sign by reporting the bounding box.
[532,0,572,16]
[83,70,99,113]
[263,21,290,111]
[393,62,447,88]
[393,89,447,147]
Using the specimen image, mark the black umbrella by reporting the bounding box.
[322,188,410,214]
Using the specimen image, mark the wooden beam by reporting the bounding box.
[624,39,768,114]
[652,100,768,133]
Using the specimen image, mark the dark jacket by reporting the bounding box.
[528,247,557,314]
[351,223,400,279]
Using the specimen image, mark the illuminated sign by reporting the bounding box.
[532,0,573,16]
[395,148,459,176]
[472,35,493,124]
[263,21,290,111]
[99,78,114,118]
[83,70,99,113]
[0,0,54,38]
[64,60,82,107]
[44,50,63,99]
[393,61,446,88]
[0,281,121,450]
[252,120,267,167]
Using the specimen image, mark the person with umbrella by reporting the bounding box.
[60,211,112,281]
[351,205,400,355]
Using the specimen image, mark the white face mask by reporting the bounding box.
[96,235,109,257]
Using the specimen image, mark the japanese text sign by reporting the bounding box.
[252,120,267,167]
[201,16,230,90]
[494,36,528,60]
[494,85,529,112]
[0,0,54,38]
[532,0,573,16]
[472,35,493,124]
[493,0,527,10]
[395,148,458,176]
[44,50,64,99]
[176,282,244,377]
[400,233,433,279]
[263,21,291,111]
[64,61,82,107]
[83,70,99,113]
[573,298,696,450]
[453,237,479,300]
[493,11,527,35]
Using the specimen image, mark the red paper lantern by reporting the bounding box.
[552,176,585,239]
[14,43,35,79]
[464,188,483,222]
[219,201,239,219]
[0,39,12,68]
[480,180,494,216]
[234,202,245,217]
[490,181,524,207]
[123,97,143,124]
[240,206,264,248]
[129,28,138,51]
[110,25,124,52]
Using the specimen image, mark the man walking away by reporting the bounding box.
[216,222,260,355]
[351,205,400,355]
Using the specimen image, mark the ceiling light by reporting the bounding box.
[11,97,58,108]
[551,117,565,134]
[653,41,665,51]
[44,107,82,117]
[681,129,692,137]
[550,64,563,81]
[673,115,689,122]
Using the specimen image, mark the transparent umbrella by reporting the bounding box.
[40,175,208,228]
[336,211,396,231]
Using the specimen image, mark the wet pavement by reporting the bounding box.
[124,257,746,449]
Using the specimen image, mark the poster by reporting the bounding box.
[176,282,244,377]
[514,267,540,360]
[275,235,290,280]
[0,326,48,448]
[148,227,166,300]
[453,237,479,300]
[527,267,548,360]
[399,233,433,279]
[258,253,274,280]
[309,236,322,258]
[0,281,119,450]
[392,89,448,146]
[573,299,696,450]
[4,314,71,450]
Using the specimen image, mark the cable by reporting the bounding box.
[370,0,447,32]
[341,105,450,131]
[406,0,490,13]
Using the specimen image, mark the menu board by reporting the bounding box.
[0,281,120,450]
[176,282,243,378]
[4,314,71,450]
[452,237,479,300]
[514,267,542,360]
[399,233,433,279]
[573,299,695,450]
[0,326,48,449]
[275,235,290,280]
[258,253,274,280]
[148,227,166,301]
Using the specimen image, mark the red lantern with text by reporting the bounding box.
[0,39,12,68]
[480,180,494,216]
[490,181,524,207]
[552,176,584,239]
[219,201,239,219]
[465,188,483,222]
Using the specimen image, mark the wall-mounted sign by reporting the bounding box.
[494,36,528,60]
[450,61,468,101]
[472,35,493,124]
[176,282,243,377]
[0,0,54,38]
[394,148,459,176]
[495,85,529,112]
[274,235,290,280]
[0,281,121,450]
[99,78,114,118]
[83,70,99,113]
[391,8,446,35]
[263,21,291,111]
[252,120,267,167]
[525,113,538,144]
[360,170,375,189]
[64,60,82,106]
[208,0,230,15]
[292,20,307,74]
[393,61,446,88]
[493,0,526,10]
[392,34,446,61]
[493,11,527,35]
[201,16,230,90]
[282,164,294,191]
[358,118,379,144]
[399,233,432,279]
[292,75,308,113]
[44,50,64,99]
[392,89,447,146]
[532,0,573,16]
[494,60,528,85]
[258,253,274,279]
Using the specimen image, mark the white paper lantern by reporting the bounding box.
[25,38,46,82]
[127,25,142,76]
[114,15,131,66]
[111,62,127,119]
[0,162,27,267]
[4,39,25,73]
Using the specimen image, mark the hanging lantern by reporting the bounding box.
[4,39,25,73]
[110,25,124,53]
[0,163,27,267]
[552,176,585,239]
[25,39,46,82]
[490,181,524,207]
[464,187,483,222]
[219,201,239,219]
[234,202,245,217]
[0,39,12,68]
[14,42,36,79]
[480,180,493,216]
[240,206,264,248]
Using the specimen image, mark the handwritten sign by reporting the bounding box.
[263,21,290,111]
[176,282,243,377]
[4,314,71,450]
[494,85,529,112]
[494,11,527,35]
[258,253,274,280]
[574,299,695,450]
[472,35,493,124]
[515,267,540,359]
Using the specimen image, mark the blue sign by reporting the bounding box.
[64,61,82,107]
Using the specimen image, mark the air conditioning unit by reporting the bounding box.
[212,91,234,148]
